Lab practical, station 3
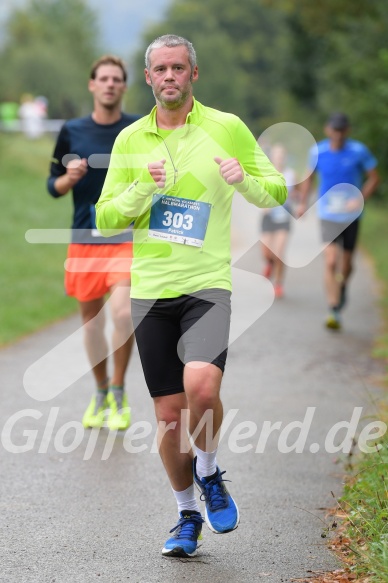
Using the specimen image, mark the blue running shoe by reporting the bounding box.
[162,511,204,558]
[193,457,239,534]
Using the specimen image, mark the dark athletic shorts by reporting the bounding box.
[131,288,231,398]
[320,219,359,252]
[261,213,291,233]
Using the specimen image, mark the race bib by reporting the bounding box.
[326,191,348,214]
[148,194,211,247]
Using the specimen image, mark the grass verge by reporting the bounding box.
[318,201,388,583]
[361,202,388,375]
[0,131,77,346]
[334,438,388,581]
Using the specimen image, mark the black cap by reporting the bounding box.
[327,112,350,131]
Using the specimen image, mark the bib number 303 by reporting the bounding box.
[149,194,211,247]
[162,211,194,230]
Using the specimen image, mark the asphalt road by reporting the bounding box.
[0,210,384,583]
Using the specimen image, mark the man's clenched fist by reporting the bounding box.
[148,159,166,189]
[214,156,244,185]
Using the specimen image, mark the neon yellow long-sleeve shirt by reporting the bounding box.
[96,99,287,299]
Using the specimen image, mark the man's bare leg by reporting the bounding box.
[109,281,134,386]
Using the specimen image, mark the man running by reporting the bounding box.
[47,55,140,430]
[298,112,379,330]
[96,35,287,557]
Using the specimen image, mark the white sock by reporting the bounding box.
[172,484,200,514]
[195,447,217,480]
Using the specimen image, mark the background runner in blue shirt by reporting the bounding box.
[298,112,379,330]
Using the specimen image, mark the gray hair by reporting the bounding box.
[145,34,197,71]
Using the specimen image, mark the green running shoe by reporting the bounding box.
[325,309,341,330]
[82,393,109,428]
[107,390,131,431]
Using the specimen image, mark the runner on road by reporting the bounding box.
[47,55,140,430]
[260,143,297,298]
[96,35,287,558]
[298,113,379,330]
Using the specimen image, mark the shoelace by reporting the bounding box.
[200,471,231,511]
[169,514,204,538]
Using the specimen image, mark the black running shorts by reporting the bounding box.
[131,289,231,398]
[261,213,291,233]
[320,219,360,252]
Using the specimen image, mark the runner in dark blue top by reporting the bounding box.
[48,113,138,244]
[47,55,140,430]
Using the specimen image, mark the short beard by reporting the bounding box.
[152,85,191,111]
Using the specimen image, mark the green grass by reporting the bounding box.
[333,201,388,581]
[361,202,388,366]
[0,132,77,346]
[337,439,388,581]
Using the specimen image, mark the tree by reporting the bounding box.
[316,2,388,195]
[0,0,101,117]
